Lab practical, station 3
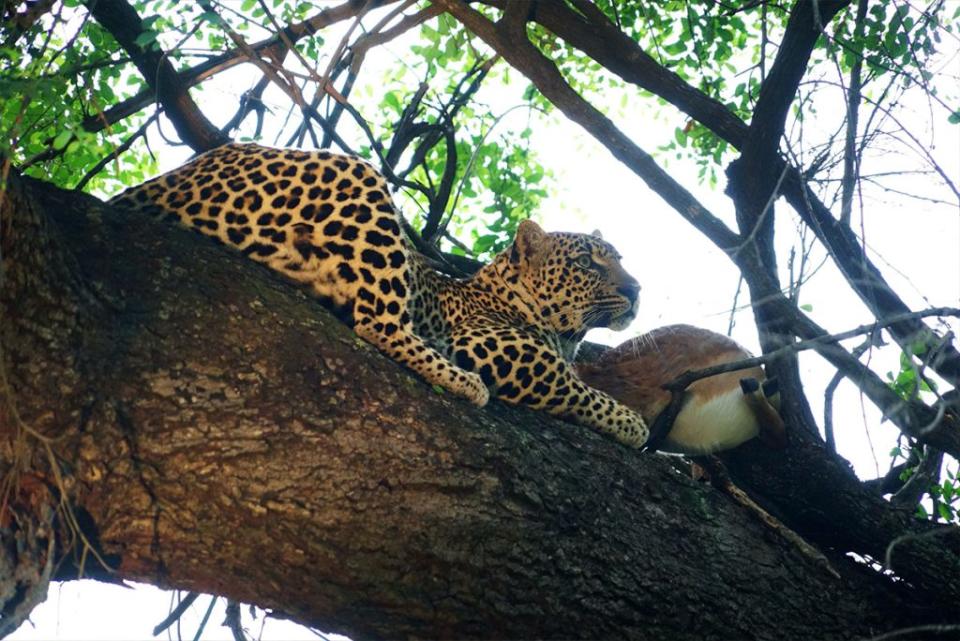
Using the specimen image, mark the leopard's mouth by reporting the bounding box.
[584,294,638,330]
[607,295,639,330]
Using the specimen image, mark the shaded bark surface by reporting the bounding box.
[0,171,954,640]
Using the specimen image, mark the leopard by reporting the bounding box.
[108,142,649,447]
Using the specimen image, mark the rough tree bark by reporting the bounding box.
[1,161,957,640]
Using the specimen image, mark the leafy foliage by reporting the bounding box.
[886,343,937,401]
[924,462,960,523]
[0,7,156,191]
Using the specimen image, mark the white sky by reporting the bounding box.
[10,3,960,639]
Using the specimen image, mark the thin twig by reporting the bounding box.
[80,0,377,135]
[726,276,744,336]
[823,332,883,454]
[153,592,200,636]
[74,112,160,191]
[192,596,218,641]
[866,624,960,641]
[349,2,440,74]
[663,307,960,393]
[890,445,944,508]
[884,526,959,577]
[839,0,869,226]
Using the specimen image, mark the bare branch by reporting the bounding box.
[787,305,960,458]
[747,0,850,153]
[663,307,960,395]
[223,600,247,641]
[84,0,229,151]
[866,624,960,641]
[435,0,741,253]
[80,0,385,135]
[729,0,850,277]
[220,75,272,138]
[781,166,960,389]
[152,591,200,636]
[349,3,442,73]
[73,112,159,191]
[823,332,885,455]
[840,0,870,226]
[890,446,944,509]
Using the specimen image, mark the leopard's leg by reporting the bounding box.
[354,313,489,407]
[449,327,648,447]
[294,215,487,406]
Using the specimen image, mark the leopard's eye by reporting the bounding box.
[574,255,592,269]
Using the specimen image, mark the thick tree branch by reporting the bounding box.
[729,0,849,274]
[83,0,229,151]
[723,0,957,471]
[434,0,741,254]
[745,0,851,158]
[495,0,749,148]
[3,168,953,640]
[725,2,851,459]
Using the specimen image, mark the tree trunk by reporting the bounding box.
[0,172,950,640]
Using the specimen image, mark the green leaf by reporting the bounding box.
[938,502,953,521]
[52,131,72,150]
[473,234,499,252]
[133,30,158,48]
[674,127,687,146]
[800,303,813,312]
[382,92,400,114]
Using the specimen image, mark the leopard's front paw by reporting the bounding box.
[617,416,649,449]
[462,372,490,407]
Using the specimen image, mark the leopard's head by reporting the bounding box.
[506,219,640,334]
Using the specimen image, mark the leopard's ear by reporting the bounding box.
[591,229,603,240]
[510,219,548,264]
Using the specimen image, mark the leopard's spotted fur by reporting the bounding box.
[109,143,649,447]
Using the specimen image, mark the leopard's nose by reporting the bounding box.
[618,280,641,302]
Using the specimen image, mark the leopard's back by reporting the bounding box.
[109,143,409,316]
